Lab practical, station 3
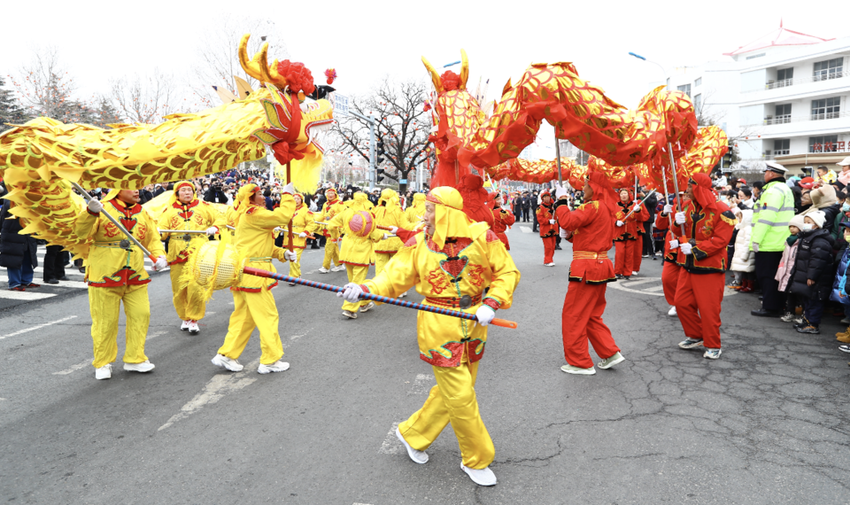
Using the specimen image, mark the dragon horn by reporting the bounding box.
[238,34,281,86]
[460,49,469,90]
[421,55,443,93]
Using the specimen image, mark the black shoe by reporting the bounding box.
[751,308,781,317]
[555,245,562,250]
[758,295,763,301]
[44,279,59,285]
[58,276,70,281]
[616,274,624,279]
[652,256,658,260]
[311,245,320,249]
[79,267,86,273]
[796,324,820,334]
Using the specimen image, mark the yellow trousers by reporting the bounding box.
[288,248,304,278]
[342,264,370,312]
[169,262,207,321]
[88,284,150,369]
[374,252,395,276]
[218,288,283,365]
[399,361,494,470]
[323,240,340,269]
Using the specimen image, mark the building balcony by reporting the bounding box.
[740,72,850,106]
[763,69,848,90]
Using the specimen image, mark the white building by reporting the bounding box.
[666,22,850,175]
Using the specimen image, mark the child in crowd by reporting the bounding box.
[776,215,806,323]
[730,208,755,291]
[831,221,850,345]
[789,211,835,334]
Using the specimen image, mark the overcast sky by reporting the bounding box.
[3,0,847,154]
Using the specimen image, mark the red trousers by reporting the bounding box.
[633,235,643,273]
[614,240,635,276]
[674,269,724,349]
[661,261,681,306]
[561,280,620,368]
[542,236,556,264]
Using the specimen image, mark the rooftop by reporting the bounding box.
[723,21,833,57]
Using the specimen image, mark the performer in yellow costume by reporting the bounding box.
[373,188,412,275]
[277,192,317,285]
[75,189,168,380]
[327,192,385,319]
[157,181,223,334]
[339,187,520,486]
[211,183,297,374]
[318,187,346,273]
[404,192,426,224]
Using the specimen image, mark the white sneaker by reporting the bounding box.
[560,364,596,375]
[123,360,155,373]
[95,363,112,380]
[180,320,190,331]
[632,271,639,276]
[257,360,290,374]
[399,291,408,298]
[318,267,330,273]
[188,320,200,334]
[597,352,625,370]
[667,306,678,317]
[359,301,376,313]
[460,462,497,486]
[396,427,428,464]
[544,262,556,267]
[211,354,243,372]
[331,265,346,272]
[342,310,358,319]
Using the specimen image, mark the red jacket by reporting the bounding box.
[675,200,736,274]
[614,200,648,241]
[537,203,558,238]
[491,207,515,250]
[555,200,616,284]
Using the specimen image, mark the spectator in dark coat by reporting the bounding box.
[531,190,540,232]
[790,210,835,334]
[513,194,522,222]
[521,193,531,222]
[0,198,39,291]
[204,182,228,203]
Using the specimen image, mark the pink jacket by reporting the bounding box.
[775,240,799,292]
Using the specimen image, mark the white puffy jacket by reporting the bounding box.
[731,209,755,272]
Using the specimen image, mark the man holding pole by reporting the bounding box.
[338,186,520,486]
[75,189,168,380]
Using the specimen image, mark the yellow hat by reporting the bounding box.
[168,181,197,205]
[426,186,473,248]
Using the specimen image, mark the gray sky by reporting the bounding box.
[3,0,847,154]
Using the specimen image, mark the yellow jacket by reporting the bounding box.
[320,198,346,241]
[75,199,166,287]
[157,199,224,264]
[374,191,412,254]
[222,206,238,244]
[231,196,296,292]
[328,207,384,267]
[363,224,520,367]
[404,193,426,224]
[276,204,317,249]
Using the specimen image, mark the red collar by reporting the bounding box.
[172,199,199,209]
[110,199,142,215]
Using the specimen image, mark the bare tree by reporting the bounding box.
[190,17,290,108]
[111,69,182,124]
[335,78,431,192]
[14,46,78,120]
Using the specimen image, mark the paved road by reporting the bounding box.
[2,226,849,504]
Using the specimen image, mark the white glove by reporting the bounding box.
[205,226,218,236]
[382,233,390,240]
[674,212,686,225]
[752,242,759,253]
[633,204,642,212]
[337,282,363,303]
[281,182,295,195]
[554,185,569,200]
[390,226,398,234]
[153,256,168,271]
[669,239,679,250]
[273,227,283,235]
[549,219,556,224]
[298,232,307,238]
[680,243,693,255]
[475,305,496,326]
[663,204,673,214]
[616,220,624,227]
[559,228,569,239]
[283,249,297,262]
[87,199,103,213]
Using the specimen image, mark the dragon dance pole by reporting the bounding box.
[554,134,564,185]
[660,162,672,229]
[69,181,158,263]
[286,161,294,252]
[667,142,686,236]
[242,266,518,329]
[620,189,657,221]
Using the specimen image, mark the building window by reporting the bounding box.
[694,77,702,87]
[768,103,792,124]
[773,139,790,156]
[776,68,794,87]
[694,94,702,114]
[813,57,843,81]
[811,97,841,120]
[810,135,839,153]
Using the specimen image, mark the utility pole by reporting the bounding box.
[351,111,376,190]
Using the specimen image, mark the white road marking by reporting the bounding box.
[644,285,666,292]
[378,421,403,455]
[609,277,738,298]
[0,315,77,340]
[407,374,435,395]
[0,291,56,301]
[520,226,532,234]
[52,280,89,289]
[158,359,259,431]
[289,327,312,341]
[52,330,168,375]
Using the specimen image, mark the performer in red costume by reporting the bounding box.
[489,192,515,250]
[654,194,684,317]
[553,176,624,375]
[673,173,736,359]
[631,190,650,275]
[536,190,558,266]
[613,189,647,279]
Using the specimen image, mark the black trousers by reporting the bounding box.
[43,245,66,281]
[642,222,654,255]
[755,251,783,312]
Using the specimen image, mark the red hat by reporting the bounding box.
[799,177,815,189]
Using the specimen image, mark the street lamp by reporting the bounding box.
[628,52,668,90]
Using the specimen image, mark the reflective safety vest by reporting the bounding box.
[750,179,794,252]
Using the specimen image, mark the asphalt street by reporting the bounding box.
[2,224,849,504]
